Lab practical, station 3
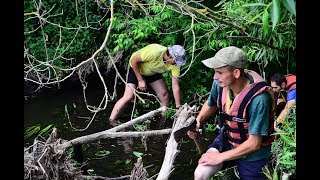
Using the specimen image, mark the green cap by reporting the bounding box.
[202,46,247,69]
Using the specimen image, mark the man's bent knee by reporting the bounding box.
[194,163,223,180]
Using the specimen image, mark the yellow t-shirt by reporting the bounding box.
[129,44,180,77]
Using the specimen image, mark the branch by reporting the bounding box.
[177,1,279,49]
[58,106,167,150]
[156,104,196,180]
[227,36,279,50]
[80,175,131,180]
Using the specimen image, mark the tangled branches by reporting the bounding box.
[24,129,82,179]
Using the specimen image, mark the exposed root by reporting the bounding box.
[130,157,148,180]
[24,130,82,179]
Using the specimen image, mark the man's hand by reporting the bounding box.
[198,149,223,166]
[175,105,182,113]
[187,120,202,140]
[138,79,147,91]
[196,119,201,132]
[187,130,199,140]
[277,98,285,105]
[274,119,284,132]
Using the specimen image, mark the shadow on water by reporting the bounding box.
[24,74,204,179]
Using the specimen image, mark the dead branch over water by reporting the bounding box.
[24,105,196,179]
[156,105,196,180]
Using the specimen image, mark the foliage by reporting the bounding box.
[217,0,296,77]
[24,124,54,139]
[213,166,239,180]
[263,105,296,179]
[95,150,111,157]
[24,0,296,178]
[24,0,296,104]
[24,0,105,72]
[134,119,150,131]
[133,151,143,158]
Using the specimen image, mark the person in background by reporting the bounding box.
[109,43,187,126]
[270,73,296,126]
[187,46,276,180]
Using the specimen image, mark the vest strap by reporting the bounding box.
[286,82,296,91]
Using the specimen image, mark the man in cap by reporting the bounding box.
[187,46,276,180]
[109,43,187,125]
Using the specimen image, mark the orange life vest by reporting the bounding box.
[217,69,276,148]
[285,74,296,92]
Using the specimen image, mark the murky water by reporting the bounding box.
[24,79,204,179]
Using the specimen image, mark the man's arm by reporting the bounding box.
[171,76,181,108]
[131,55,147,91]
[276,100,296,124]
[199,134,262,165]
[276,89,296,124]
[187,100,218,140]
[196,100,218,130]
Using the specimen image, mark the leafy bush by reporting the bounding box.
[263,105,296,179]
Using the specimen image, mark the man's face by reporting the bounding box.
[164,51,175,65]
[271,81,281,93]
[213,66,236,88]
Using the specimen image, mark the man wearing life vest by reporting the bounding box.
[270,73,296,126]
[187,46,276,180]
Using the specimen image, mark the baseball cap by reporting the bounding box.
[168,45,186,66]
[202,46,247,69]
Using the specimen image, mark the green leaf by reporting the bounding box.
[278,160,296,165]
[246,11,263,25]
[279,34,283,48]
[279,132,296,147]
[95,150,111,157]
[262,166,272,180]
[271,0,280,31]
[125,159,131,165]
[280,152,296,160]
[214,0,227,7]
[272,166,278,180]
[243,3,266,7]
[282,0,296,16]
[133,151,143,158]
[262,10,269,34]
[38,124,54,137]
[24,125,41,139]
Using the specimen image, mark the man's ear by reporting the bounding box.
[234,69,241,78]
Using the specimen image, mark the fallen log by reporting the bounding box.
[24,106,168,179]
[156,104,196,180]
[58,129,171,150]
[58,106,167,150]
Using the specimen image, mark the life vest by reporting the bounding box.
[217,69,276,148]
[285,74,296,92]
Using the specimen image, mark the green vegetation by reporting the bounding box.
[24,0,296,178]
[263,105,296,179]
[24,124,54,140]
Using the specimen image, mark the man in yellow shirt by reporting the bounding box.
[109,43,187,125]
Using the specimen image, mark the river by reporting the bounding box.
[24,77,205,179]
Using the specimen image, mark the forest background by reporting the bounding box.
[24,0,296,179]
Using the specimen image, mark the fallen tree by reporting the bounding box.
[24,105,197,179]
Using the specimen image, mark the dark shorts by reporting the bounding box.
[127,67,163,85]
[237,158,269,180]
[208,130,231,152]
